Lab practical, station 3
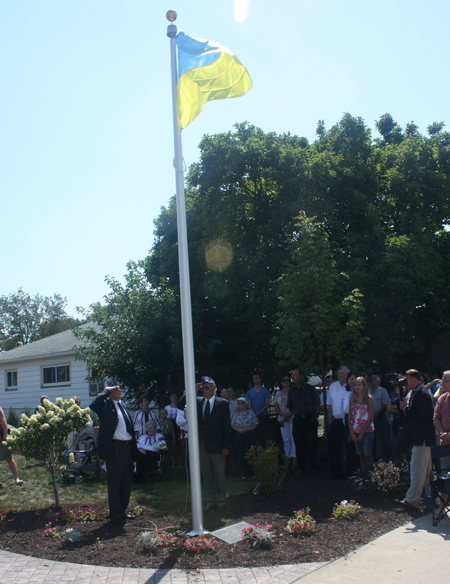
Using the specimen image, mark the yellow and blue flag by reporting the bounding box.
[175,31,253,129]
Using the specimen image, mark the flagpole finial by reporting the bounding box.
[166,9,177,37]
[166,9,177,22]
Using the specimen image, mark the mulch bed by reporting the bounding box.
[0,468,425,570]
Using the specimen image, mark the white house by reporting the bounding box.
[0,323,102,414]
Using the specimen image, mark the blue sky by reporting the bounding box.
[1,1,449,316]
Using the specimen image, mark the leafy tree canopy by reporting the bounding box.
[76,114,450,403]
[0,288,81,352]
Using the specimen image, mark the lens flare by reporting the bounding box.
[205,240,233,272]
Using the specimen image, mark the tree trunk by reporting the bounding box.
[49,445,60,507]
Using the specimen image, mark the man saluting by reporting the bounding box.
[90,379,137,525]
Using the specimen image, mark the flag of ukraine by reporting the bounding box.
[176,31,253,129]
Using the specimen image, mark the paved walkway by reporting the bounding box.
[0,514,448,584]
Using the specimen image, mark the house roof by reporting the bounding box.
[0,322,99,364]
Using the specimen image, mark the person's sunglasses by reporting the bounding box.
[282,378,290,383]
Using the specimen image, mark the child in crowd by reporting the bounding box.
[349,377,375,474]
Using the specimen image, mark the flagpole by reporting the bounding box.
[166,10,205,535]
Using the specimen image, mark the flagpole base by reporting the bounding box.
[187,528,209,536]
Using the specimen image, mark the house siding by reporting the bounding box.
[1,356,91,414]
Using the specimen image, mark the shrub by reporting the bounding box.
[45,507,109,523]
[331,500,360,519]
[6,407,20,428]
[245,442,289,495]
[0,510,7,523]
[242,523,277,548]
[44,527,61,538]
[4,398,91,506]
[63,527,84,542]
[134,504,145,517]
[136,529,179,553]
[21,407,31,420]
[286,508,316,535]
[368,461,402,493]
[182,534,218,553]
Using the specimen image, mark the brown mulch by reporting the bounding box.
[0,469,424,570]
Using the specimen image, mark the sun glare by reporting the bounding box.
[234,0,250,23]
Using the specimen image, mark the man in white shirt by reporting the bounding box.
[327,366,351,479]
[90,379,137,525]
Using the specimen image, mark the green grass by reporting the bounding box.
[0,455,253,513]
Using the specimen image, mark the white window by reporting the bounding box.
[6,370,18,390]
[89,369,104,396]
[42,365,70,386]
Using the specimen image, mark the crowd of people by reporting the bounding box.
[1,365,449,522]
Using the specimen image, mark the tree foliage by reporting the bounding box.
[274,213,367,380]
[76,114,450,401]
[0,288,80,352]
[4,398,90,506]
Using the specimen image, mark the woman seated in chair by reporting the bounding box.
[136,421,167,479]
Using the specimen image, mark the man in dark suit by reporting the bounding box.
[178,376,232,511]
[90,379,137,524]
[399,369,435,509]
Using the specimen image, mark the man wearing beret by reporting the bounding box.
[90,379,137,524]
[178,376,232,511]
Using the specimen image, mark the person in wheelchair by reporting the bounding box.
[135,421,167,480]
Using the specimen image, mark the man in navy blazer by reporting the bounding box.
[178,376,232,511]
[90,379,137,524]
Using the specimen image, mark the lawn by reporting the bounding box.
[0,455,252,512]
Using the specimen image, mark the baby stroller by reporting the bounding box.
[59,426,107,485]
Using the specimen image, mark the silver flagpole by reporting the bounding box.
[166,10,205,535]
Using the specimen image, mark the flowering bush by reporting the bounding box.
[4,398,91,506]
[245,443,289,495]
[331,500,360,519]
[0,509,6,523]
[182,534,218,553]
[45,507,109,523]
[133,504,145,517]
[368,461,402,493]
[136,529,179,553]
[44,527,61,538]
[286,508,316,535]
[242,523,277,548]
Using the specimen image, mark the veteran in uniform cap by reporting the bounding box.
[90,379,137,524]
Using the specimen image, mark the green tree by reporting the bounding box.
[5,398,90,506]
[0,288,80,351]
[274,213,367,417]
[75,115,450,391]
[74,262,182,406]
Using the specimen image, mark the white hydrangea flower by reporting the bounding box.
[41,423,50,430]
